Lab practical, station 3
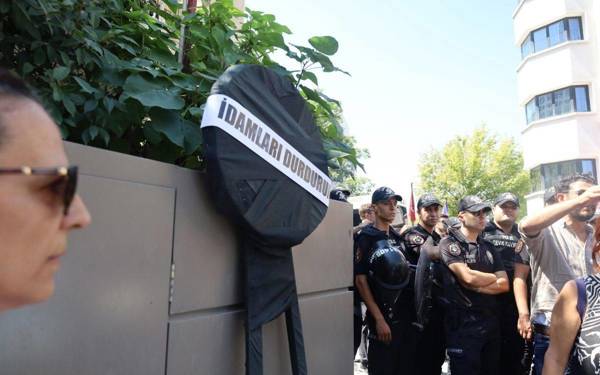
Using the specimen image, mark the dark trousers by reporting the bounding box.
[498,296,528,375]
[521,338,534,375]
[532,332,549,375]
[415,306,446,375]
[445,309,501,375]
[367,319,420,375]
[354,312,362,356]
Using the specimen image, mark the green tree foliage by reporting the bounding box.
[418,126,529,217]
[314,101,373,195]
[0,0,360,173]
[328,139,374,196]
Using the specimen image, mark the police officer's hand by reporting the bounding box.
[517,313,532,340]
[375,318,392,344]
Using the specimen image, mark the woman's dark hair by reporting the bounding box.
[0,68,39,147]
[0,68,36,100]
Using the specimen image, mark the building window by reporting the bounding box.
[530,159,597,192]
[524,85,590,124]
[521,17,583,59]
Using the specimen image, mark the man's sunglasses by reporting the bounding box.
[0,166,78,215]
[468,209,489,217]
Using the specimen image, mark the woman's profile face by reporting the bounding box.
[0,98,91,311]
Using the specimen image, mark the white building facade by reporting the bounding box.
[513,0,600,213]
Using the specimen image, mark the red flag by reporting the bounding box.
[409,183,416,224]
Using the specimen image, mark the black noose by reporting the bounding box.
[201,65,330,375]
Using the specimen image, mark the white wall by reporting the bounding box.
[514,0,600,214]
[516,41,592,105]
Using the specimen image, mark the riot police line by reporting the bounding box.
[339,174,600,375]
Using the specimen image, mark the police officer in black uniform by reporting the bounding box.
[439,195,509,375]
[401,194,445,375]
[355,187,418,375]
[482,192,528,375]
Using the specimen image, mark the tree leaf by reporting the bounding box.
[211,26,226,48]
[62,96,76,115]
[260,32,286,49]
[22,62,34,75]
[84,99,98,113]
[182,123,202,154]
[88,126,99,141]
[98,128,110,146]
[143,126,163,145]
[308,36,339,55]
[149,108,187,148]
[103,97,116,114]
[73,77,98,94]
[123,74,184,110]
[300,71,318,86]
[33,47,46,65]
[52,66,70,81]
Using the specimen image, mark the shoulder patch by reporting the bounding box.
[408,234,425,245]
[514,239,525,254]
[449,243,461,256]
[355,248,363,263]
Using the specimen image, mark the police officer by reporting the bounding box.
[355,187,418,375]
[439,195,509,375]
[482,193,528,375]
[401,194,445,375]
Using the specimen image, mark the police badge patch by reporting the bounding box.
[514,239,525,254]
[449,243,461,256]
[409,234,425,245]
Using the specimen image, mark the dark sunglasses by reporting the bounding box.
[468,210,488,217]
[0,166,78,215]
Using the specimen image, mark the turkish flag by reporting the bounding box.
[409,183,416,224]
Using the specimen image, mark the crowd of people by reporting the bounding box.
[340,177,600,375]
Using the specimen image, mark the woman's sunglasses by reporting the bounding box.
[0,166,78,215]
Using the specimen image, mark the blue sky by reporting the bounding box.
[247,0,523,201]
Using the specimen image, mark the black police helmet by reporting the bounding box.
[368,240,411,290]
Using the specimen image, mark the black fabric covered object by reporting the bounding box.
[204,64,328,246]
[202,64,329,375]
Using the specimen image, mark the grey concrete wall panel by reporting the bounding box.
[0,174,174,375]
[300,292,353,375]
[64,143,242,314]
[166,171,241,314]
[167,292,352,375]
[293,200,353,295]
[167,310,289,375]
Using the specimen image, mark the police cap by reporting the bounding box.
[372,186,402,204]
[494,192,520,207]
[417,193,442,210]
[458,195,492,213]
